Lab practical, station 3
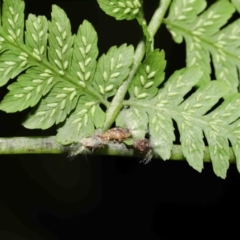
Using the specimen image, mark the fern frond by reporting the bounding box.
[115,46,240,178]
[56,96,106,145]
[1,0,24,43]
[92,44,134,99]
[1,0,240,179]
[97,0,142,20]
[0,67,56,111]
[48,5,73,75]
[164,0,239,94]
[70,20,98,85]
[0,0,27,86]
[128,50,166,100]
[22,82,79,129]
[0,0,134,143]
[120,65,240,178]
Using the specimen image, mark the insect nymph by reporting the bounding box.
[99,127,132,142]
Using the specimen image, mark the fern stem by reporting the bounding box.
[0,136,236,163]
[102,0,171,132]
[0,137,66,154]
[148,0,172,38]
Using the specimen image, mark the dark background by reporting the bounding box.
[0,0,240,239]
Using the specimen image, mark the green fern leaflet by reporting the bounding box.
[165,0,240,95]
[1,0,240,178]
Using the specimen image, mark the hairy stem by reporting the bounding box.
[0,136,236,163]
[0,137,67,154]
[102,0,172,131]
[148,0,172,38]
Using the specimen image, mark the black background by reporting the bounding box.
[0,0,240,239]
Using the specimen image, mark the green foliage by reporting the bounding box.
[97,0,142,20]
[128,50,166,100]
[1,0,240,178]
[165,0,240,94]
[92,44,134,99]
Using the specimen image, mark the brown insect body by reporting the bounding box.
[99,127,131,142]
[133,138,151,152]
